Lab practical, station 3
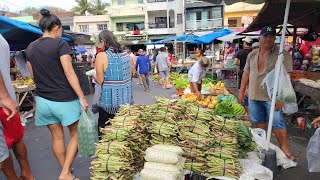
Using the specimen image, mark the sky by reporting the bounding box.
[0,0,110,12]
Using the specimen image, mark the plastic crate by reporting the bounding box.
[305,115,318,138]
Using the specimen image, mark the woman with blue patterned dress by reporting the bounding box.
[95,30,133,137]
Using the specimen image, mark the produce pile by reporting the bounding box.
[12,77,34,88]
[91,105,153,180]
[182,94,246,116]
[91,97,255,180]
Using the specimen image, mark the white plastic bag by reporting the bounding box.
[307,128,320,172]
[261,63,298,115]
[239,159,273,180]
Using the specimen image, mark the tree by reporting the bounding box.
[71,0,93,15]
[90,0,107,15]
[20,6,38,14]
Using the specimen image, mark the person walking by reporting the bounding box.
[129,50,142,85]
[0,34,34,180]
[136,49,152,92]
[156,47,171,89]
[26,9,88,180]
[238,26,295,161]
[235,36,253,88]
[94,30,133,137]
[0,72,18,173]
[234,37,253,112]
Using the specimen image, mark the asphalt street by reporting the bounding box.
[0,78,319,180]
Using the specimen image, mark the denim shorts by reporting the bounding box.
[159,70,169,79]
[249,100,286,130]
[35,96,81,127]
[0,123,9,162]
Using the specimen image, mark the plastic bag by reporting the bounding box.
[261,63,298,115]
[78,110,98,157]
[307,128,320,172]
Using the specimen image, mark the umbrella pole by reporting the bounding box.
[266,0,291,150]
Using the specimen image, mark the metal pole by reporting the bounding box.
[292,27,297,61]
[266,0,291,150]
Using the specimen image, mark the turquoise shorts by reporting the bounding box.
[35,96,81,127]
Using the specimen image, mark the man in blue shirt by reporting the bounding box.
[136,49,152,91]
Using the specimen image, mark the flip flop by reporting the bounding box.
[285,154,296,161]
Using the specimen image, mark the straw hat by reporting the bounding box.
[199,57,211,69]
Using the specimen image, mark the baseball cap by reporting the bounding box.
[242,37,253,44]
[260,26,276,36]
[199,57,211,69]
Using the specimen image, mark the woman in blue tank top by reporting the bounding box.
[95,30,133,137]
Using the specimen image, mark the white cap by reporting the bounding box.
[242,37,253,44]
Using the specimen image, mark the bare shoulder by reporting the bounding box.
[96,52,108,63]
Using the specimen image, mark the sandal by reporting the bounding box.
[285,154,296,161]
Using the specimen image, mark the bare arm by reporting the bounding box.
[238,71,249,104]
[60,54,88,109]
[234,58,240,66]
[95,52,108,85]
[0,73,18,120]
[27,61,34,79]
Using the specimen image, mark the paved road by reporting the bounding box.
[1,78,319,180]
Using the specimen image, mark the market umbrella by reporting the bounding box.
[0,16,72,51]
[75,46,87,53]
[194,29,233,44]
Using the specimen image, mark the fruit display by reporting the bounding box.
[91,97,255,179]
[210,81,225,95]
[311,45,320,66]
[12,77,34,88]
[182,94,218,109]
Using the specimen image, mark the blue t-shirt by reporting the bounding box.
[136,55,151,74]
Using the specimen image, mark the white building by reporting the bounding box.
[146,0,185,42]
[73,15,110,54]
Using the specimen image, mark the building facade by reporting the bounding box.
[146,0,184,42]
[224,2,264,30]
[185,2,224,32]
[108,0,147,47]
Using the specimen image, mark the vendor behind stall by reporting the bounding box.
[188,56,211,99]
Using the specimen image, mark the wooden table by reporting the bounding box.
[14,85,36,118]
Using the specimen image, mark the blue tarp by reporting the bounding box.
[0,16,72,51]
[76,46,87,53]
[195,29,234,44]
[145,34,200,45]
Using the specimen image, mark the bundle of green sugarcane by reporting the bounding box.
[210,115,240,135]
[117,104,143,117]
[212,133,238,148]
[148,121,179,137]
[205,146,239,160]
[184,159,206,172]
[185,103,214,122]
[149,134,179,146]
[179,119,211,137]
[95,140,132,158]
[90,153,135,180]
[107,115,145,131]
[206,156,241,179]
[155,97,187,115]
[152,110,178,125]
[100,126,133,141]
[237,121,256,158]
